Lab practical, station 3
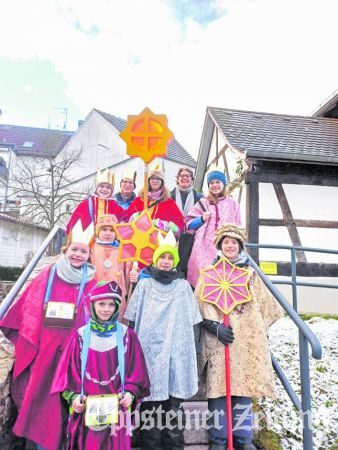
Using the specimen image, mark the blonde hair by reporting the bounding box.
[138,184,171,201]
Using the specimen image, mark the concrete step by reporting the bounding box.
[182,401,209,445]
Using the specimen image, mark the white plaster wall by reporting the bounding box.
[0,220,48,267]
[268,276,338,315]
[58,110,127,183]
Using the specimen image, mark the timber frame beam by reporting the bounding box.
[245,159,338,273]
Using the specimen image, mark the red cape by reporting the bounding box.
[66,196,125,234]
[0,265,96,449]
[125,196,184,232]
[0,265,52,380]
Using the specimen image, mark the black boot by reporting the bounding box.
[209,443,227,450]
[209,440,228,450]
[234,436,257,450]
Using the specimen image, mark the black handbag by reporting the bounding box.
[177,232,195,275]
[177,200,206,275]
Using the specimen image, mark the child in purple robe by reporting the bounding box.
[0,221,97,450]
[52,281,150,450]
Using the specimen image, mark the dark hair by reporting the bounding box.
[176,167,194,184]
[218,236,243,251]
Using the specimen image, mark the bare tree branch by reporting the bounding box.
[10,137,85,229]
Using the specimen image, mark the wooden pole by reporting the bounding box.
[143,163,149,211]
[126,261,138,303]
[224,314,233,450]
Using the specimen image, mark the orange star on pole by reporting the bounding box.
[114,210,166,266]
[119,107,174,164]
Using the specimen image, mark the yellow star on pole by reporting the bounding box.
[119,107,174,163]
[114,210,166,266]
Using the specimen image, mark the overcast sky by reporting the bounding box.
[1,0,338,158]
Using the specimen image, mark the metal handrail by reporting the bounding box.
[275,280,338,289]
[247,242,338,255]
[0,225,62,320]
[245,242,334,450]
[271,354,302,411]
[247,254,322,360]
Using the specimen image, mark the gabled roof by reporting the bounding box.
[94,108,196,167]
[207,107,338,165]
[0,124,73,156]
[0,212,49,231]
[312,88,338,119]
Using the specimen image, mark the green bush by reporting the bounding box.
[254,429,282,450]
[0,266,24,281]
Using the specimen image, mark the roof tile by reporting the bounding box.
[208,107,338,164]
[0,124,73,156]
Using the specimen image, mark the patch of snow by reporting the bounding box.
[257,317,338,449]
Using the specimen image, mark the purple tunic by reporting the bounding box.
[52,324,150,450]
[0,266,96,450]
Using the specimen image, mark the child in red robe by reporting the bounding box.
[0,221,97,450]
[66,168,125,234]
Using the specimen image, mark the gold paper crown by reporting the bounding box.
[121,166,137,184]
[157,229,177,248]
[149,160,165,182]
[154,229,179,267]
[96,168,115,186]
[149,160,165,173]
[70,220,95,245]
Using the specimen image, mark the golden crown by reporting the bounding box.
[96,168,115,186]
[70,220,95,245]
[157,229,177,248]
[149,159,165,173]
[121,166,137,183]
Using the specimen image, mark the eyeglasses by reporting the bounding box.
[179,174,192,179]
[149,177,162,181]
[121,180,134,185]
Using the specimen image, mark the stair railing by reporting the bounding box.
[246,243,333,450]
[0,225,63,320]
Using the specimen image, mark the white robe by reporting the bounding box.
[124,277,202,401]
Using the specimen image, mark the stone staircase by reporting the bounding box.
[131,399,210,449]
[182,401,209,448]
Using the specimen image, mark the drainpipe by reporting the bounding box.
[3,144,14,212]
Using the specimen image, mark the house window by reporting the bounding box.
[22,141,34,148]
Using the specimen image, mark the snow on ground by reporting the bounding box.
[257,317,338,450]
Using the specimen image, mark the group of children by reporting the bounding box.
[0,167,284,450]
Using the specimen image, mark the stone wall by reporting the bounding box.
[0,282,26,448]
[0,332,25,448]
[0,280,14,302]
